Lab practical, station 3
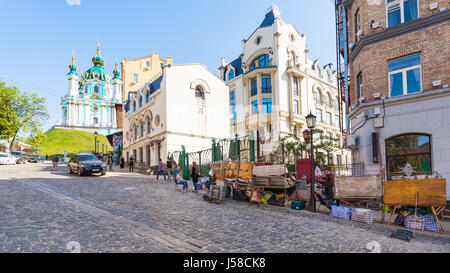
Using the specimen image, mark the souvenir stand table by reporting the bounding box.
[334,175,384,218]
[383,177,447,233]
[251,164,291,206]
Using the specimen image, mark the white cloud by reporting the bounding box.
[66,0,81,6]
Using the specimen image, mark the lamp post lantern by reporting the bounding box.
[94,132,98,154]
[306,112,317,212]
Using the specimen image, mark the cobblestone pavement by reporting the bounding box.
[0,163,449,253]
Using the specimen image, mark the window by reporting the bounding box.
[140,123,143,137]
[139,96,143,108]
[94,85,99,93]
[146,91,150,103]
[315,89,323,104]
[290,52,296,67]
[230,91,236,121]
[160,64,164,69]
[293,100,299,114]
[195,86,205,99]
[147,118,151,134]
[328,153,334,165]
[388,54,421,97]
[93,117,98,125]
[133,74,138,83]
[85,86,88,93]
[256,37,262,45]
[335,97,340,111]
[387,0,418,28]
[251,100,258,114]
[386,134,431,180]
[251,78,257,97]
[335,115,340,127]
[355,9,361,42]
[357,72,363,101]
[229,69,235,81]
[293,77,299,96]
[251,54,270,70]
[316,109,322,123]
[262,75,271,93]
[134,126,137,140]
[326,112,332,125]
[146,61,150,68]
[326,93,332,108]
[262,98,272,113]
[337,154,342,167]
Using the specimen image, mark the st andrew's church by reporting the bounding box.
[58,44,122,135]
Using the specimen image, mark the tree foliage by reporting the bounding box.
[270,129,343,168]
[0,81,49,149]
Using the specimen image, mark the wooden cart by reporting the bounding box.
[334,175,383,208]
[384,178,447,233]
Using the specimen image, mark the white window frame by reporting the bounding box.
[133,74,139,84]
[386,0,420,28]
[326,112,332,125]
[388,55,422,97]
[293,100,299,114]
[357,72,363,99]
[355,9,361,42]
[316,109,323,123]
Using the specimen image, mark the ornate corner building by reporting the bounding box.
[219,5,350,165]
[57,44,123,135]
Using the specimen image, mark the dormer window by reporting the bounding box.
[229,69,235,81]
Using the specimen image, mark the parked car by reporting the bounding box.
[28,156,38,163]
[0,153,17,165]
[10,151,27,164]
[68,153,106,176]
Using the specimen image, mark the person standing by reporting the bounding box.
[191,162,200,193]
[166,158,173,182]
[107,154,113,171]
[156,159,166,181]
[129,155,135,173]
[51,155,59,172]
[120,156,125,171]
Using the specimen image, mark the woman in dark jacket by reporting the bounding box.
[191,162,200,193]
[120,156,125,170]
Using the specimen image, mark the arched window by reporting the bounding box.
[229,69,235,81]
[250,54,270,71]
[326,93,332,107]
[94,85,99,93]
[386,134,432,180]
[290,52,296,66]
[315,89,323,104]
[140,122,143,137]
[195,86,205,99]
[146,117,151,134]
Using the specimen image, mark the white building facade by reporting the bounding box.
[123,63,230,167]
[219,5,350,165]
[58,44,122,136]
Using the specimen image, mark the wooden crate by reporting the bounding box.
[383,179,446,206]
[268,176,286,187]
[253,177,269,187]
[335,175,382,199]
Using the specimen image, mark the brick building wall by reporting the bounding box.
[344,0,450,105]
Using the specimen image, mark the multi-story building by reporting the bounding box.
[58,44,123,136]
[122,58,230,168]
[219,5,349,165]
[336,0,449,195]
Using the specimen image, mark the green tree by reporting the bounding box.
[26,126,47,153]
[0,81,49,149]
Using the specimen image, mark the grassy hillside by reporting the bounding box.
[38,128,113,156]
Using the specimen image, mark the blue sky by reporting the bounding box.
[0,0,337,132]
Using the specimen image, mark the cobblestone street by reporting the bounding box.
[0,163,449,253]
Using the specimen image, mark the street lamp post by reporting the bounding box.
[94,132,98,154]
[306,112,317,213]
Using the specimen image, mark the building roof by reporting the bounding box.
[259,9,276,28]
[230,57,243,77]
[146,74,163,95]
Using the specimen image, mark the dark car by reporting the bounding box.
[68,154,106,176]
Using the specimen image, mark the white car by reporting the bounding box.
[0,153,17,165]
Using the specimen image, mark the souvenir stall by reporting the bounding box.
[384,175,447,233]
[249,164,292,207]
[204,162,226,204]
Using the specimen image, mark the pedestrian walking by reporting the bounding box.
[107,154,113,171]
[51,155,59,172]
[166,158,173,182]
[129,155,135,172]
[156,159,166,181]
[120,156,125,171]
[191,162,200,193]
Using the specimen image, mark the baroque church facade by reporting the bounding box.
[58,44,122,135]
